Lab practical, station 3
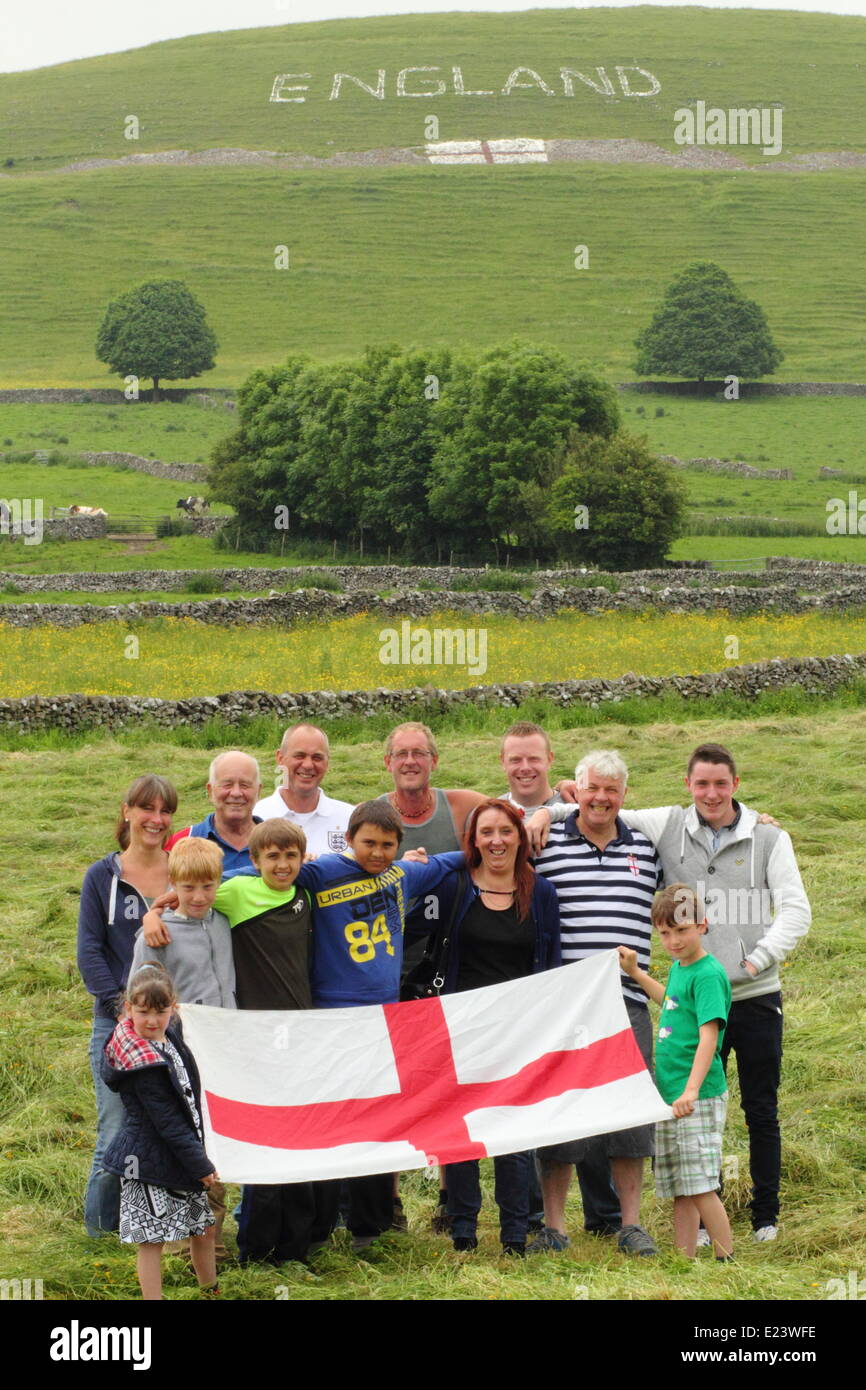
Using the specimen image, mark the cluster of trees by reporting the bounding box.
[208,341,685,567]
[93,262,782,566]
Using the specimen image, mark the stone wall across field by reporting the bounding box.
[3,580,866,628]
[661,455,792,480]
[1,514,107,544]
[0,389,234,404]
[1,654,863,734]
[77,452,208,482]
[1,559,863,597]
[621,381,866,397]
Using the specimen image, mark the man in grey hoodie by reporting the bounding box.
[618,742,811,1243]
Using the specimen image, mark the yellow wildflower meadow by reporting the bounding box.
[0,609,864,699]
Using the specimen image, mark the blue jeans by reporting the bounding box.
[575,1137,622,1233]
[446,1153,531,1246]
[84,1014,125,1237]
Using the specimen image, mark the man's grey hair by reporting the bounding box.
[207,749,262,787]
[575,750,628,789]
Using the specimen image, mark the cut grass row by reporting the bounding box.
[2,705,864,1299]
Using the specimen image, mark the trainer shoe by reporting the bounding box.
[696,1230,712,1249]
[526,1226,570,1254]
[753,1225,778,1243]
[617,1224,658,1257]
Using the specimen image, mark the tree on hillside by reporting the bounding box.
[547,431,686,570]
[95,280,218,400]
[633,262,782,381]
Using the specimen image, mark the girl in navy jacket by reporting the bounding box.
[102,963,220,1300]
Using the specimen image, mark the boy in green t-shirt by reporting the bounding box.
[619,882,733,1260]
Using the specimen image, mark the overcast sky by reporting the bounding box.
[3,1,865,75]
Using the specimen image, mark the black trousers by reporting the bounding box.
[312,1173,393,1241]
[721,991,784,1229]
[237,1181,315,1264]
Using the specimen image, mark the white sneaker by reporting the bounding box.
[696,1230,712,1249]
[753,1225,778,1243]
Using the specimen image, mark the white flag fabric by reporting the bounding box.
[179,951,672,1184]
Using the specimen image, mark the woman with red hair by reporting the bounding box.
[433,798,561,1256]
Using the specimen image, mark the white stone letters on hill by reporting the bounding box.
[269,65,661,103]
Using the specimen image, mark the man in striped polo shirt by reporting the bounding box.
[529,749,661,1257]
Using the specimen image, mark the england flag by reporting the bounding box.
[179,952,671,1183]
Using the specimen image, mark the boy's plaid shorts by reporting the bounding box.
[654,1093,728,1199]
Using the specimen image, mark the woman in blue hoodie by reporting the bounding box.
[76,774,177,1238]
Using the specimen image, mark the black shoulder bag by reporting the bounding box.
[400,871,467,1001]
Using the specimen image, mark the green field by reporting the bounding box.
[0,400,233,462]
[0,461,231,523]
[2,8,864,167]
[1,707,863,1300]
[3,165,864,386]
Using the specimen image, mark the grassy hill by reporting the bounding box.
[2,8,865,168]
[2,164,864,385]
[1,8,865,385]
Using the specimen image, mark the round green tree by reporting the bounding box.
[548,432,686,570]
[96,280,218,400]
[633,262,782,381]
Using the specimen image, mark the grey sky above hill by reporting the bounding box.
[3,1,865,75]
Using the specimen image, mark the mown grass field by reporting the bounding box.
[2,7,863,167]
[0,399,233,463]
[1,609,865,699]
[3,164,864,386]
[1,706,863,1301]
[0,461,232,523]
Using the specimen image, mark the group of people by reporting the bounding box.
[77,719,811,1297]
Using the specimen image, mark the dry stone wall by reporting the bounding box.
[77,452,207,482]
[661,455,792,480]
[4,580,866,629]
[1,560,862,597]
[1,654,862,734]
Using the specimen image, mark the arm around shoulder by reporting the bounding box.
[533,876,562,968]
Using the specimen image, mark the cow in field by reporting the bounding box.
[177,496,209,515]
[69,504,108,516]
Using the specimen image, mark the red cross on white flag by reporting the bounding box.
[179,952,671,1184]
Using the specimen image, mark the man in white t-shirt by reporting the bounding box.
[254,723,354,856]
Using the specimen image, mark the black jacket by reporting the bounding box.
[101,1018,215,1191]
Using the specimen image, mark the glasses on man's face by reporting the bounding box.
[389,749,433,762]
